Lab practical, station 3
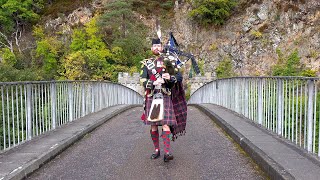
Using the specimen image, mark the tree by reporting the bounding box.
[61,51,87,80]
[33,25,62,79]
[272,49,316,77]
[189,0,237,26]
[99,0,134,40]
[61,16,113,80]
[0,0,44,52]
[98,0,149,70]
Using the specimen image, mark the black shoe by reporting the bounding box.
[151,151,160,159]
[163,153,174,162]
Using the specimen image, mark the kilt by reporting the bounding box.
[144,93,177,126]
[171,82,187,140]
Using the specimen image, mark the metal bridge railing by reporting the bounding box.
[0,81,143,151]
[189,77,320,156]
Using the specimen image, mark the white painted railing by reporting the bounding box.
[189,77,320,156]
[0,81,143,151]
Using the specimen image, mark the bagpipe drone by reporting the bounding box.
[162,32,201,75]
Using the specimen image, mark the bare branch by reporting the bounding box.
[0,41,10,49]
[15,20,22,53]
[0,31,10,42]
[0,31,13,52]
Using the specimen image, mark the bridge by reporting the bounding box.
[1,77,320,179]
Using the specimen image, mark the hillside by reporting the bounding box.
[0,0,319,82]
[170,0,320,77]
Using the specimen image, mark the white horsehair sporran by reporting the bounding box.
[147,84,164,122]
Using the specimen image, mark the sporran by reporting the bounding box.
[147,92,164,122]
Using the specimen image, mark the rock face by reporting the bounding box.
[45,7,93,34]
[170,0,320,76]
[42,0,319,78]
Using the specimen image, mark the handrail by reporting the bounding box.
[189,77,320,157]
[0,81,143,151]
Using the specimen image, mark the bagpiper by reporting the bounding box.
[140,37,187,162]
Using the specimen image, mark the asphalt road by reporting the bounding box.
[27,107,267,180]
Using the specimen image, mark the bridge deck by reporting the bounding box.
[4,103,320,179]
[1,105,266,180]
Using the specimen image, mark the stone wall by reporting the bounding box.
[118,72,216,96]
[189,73,215,94]
[118,72,144,95]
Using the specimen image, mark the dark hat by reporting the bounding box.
[152,38,161,45]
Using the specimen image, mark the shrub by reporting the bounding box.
[189,0,237,26]
[271,49,316,77]
[251,30,263,39]
[216,56,235,78]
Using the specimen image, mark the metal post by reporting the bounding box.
[258,79,263,125]
[81,83,85,116]
[91,83,95,112]
[99,83,102,110]
[307,80,314,152]
[277,79,283,135]
[26,84,32,140]
[51,83,56,129]
[68,83,73,122]
[244,80,249,117]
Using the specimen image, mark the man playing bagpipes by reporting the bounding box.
[140,37,184,162]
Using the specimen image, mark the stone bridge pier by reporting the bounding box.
[118,72,216,95]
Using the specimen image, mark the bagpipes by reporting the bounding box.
[162,32,201,75]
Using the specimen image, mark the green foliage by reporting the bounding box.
[209,43,218,51]
[300,69,317,77]
[32,25,62,79]
[99,0,134,40]
[0,47,16,67]
[61,51,87,80]
[189,0,237,26]
[61,16,113,80]
[98,0,150,75]
[160,1,174,10]
[216,57,235,78]
[250,30,262,39]
[271,49,316,77]
[185,83,191,101]
[0,0,44,34]
[0,65,38,81]
[132,0,174,17]
[70,29,87,51]
[309,50,318,59]
[198,59,205,75]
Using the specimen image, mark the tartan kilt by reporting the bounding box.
[144,94,177,126]
[171,82,188,139]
